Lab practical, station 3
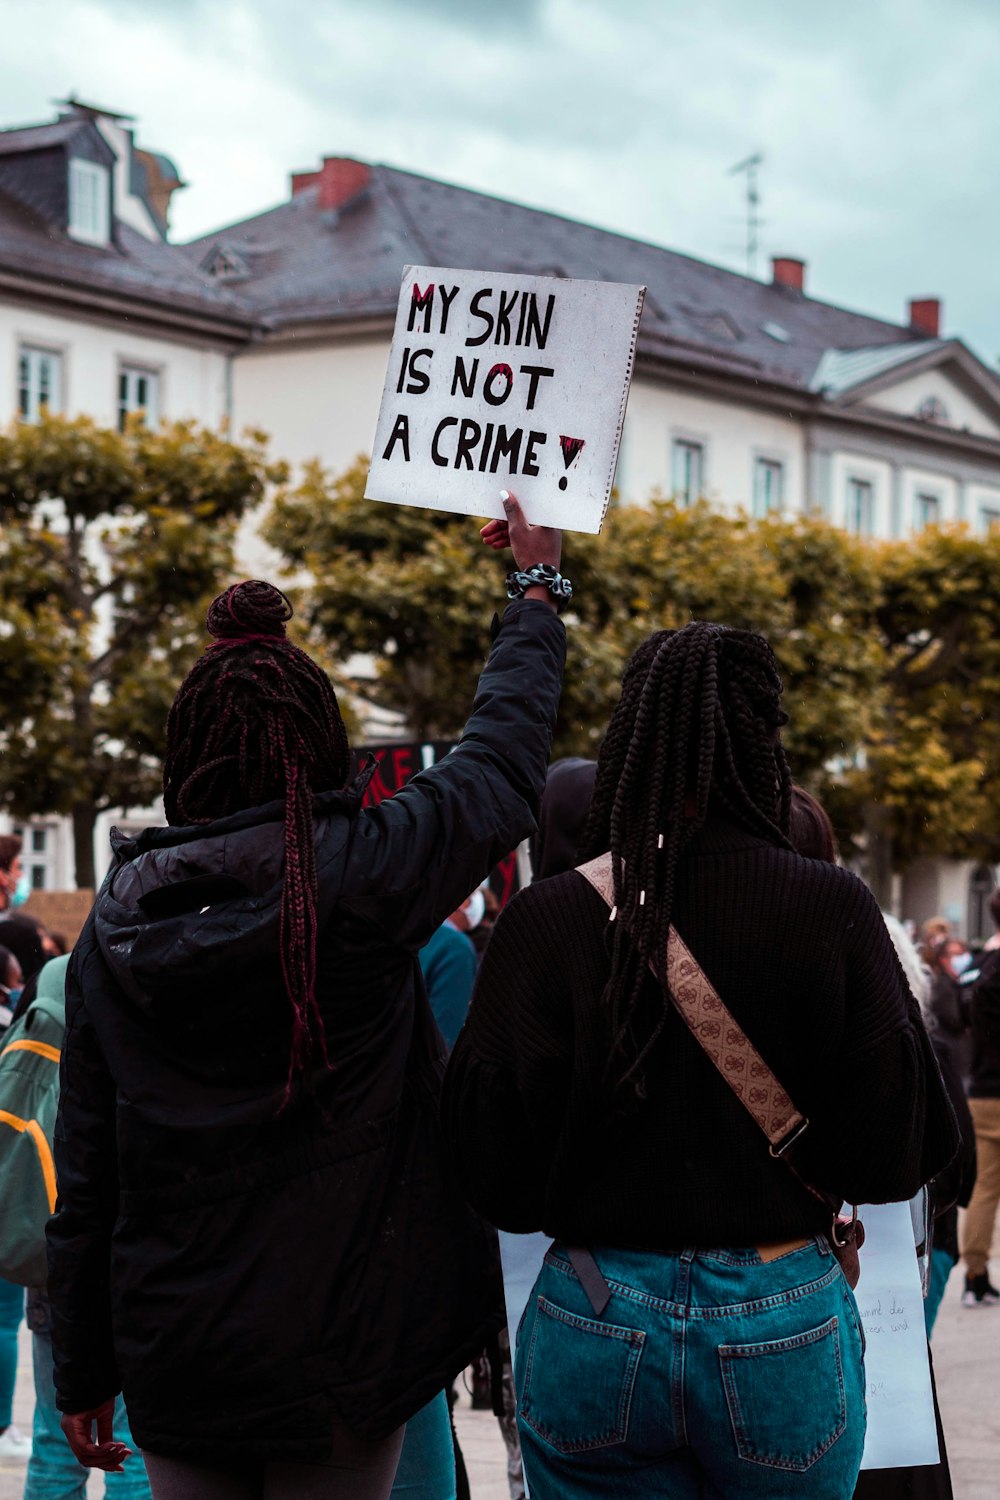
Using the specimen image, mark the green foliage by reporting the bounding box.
[0,413,283,885]
[264,465,883,817]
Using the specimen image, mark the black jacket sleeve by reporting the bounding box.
[340,599,565,950]
[46,917,121,1414]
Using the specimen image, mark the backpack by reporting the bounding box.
[0,955,68,1286]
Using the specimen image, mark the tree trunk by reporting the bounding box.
[862,800,895,912]
[71,800,98,891]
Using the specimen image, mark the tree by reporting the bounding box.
[265,461,883,815]
[0,413,284,887]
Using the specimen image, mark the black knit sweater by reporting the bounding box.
[442,818,958,1250]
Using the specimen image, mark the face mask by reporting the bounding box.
[10,873,30,909]
[464,889,487,932]
[950,951,973,976]
[6,987,21,1007]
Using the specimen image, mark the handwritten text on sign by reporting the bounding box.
[365,266,645,534]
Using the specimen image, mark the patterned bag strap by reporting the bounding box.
[576,853,808,1157]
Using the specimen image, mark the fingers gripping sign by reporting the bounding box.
[481,490,565,610]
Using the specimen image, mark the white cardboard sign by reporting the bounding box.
[365,266,645,533]
[853,1201,939,1470]
[500,1205,939,1473]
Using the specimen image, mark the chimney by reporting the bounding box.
[771,256,806,293]
[290,156,370,212]
[908,298,941,338]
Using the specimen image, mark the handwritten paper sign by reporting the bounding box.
[855,1201,939,1470]
[365,266,645,533]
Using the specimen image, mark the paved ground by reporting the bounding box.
[1,1258,996,1498]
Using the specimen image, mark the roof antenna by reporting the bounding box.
[728,152,763,278]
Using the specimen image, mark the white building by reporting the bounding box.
[2,105,999,931]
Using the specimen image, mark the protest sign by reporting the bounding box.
[855,1200,939,1470]
[365,266,645,533]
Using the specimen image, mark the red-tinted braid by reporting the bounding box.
[163,581,350,1101]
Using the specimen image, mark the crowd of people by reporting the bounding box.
[0,491,996,1498]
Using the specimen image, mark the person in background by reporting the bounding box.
[445,622,957,1499]
[23,954,152,1500]
[0,920,45,994]
[0,944,22,1034]
[0,907,47,1464]
[468,887,499,962]
[418,895,482,1053]
[960,889,1000,1307]
[0,836,23,915]
[922,935,968,1043]
[528,757,598,883]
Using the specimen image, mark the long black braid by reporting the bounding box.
[163,580,351,1101]
[583,621,793,1099]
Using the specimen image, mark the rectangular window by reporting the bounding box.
[847,478,874,536]
[30,828,46,854]
[69,159,111,245]
[118,366,160,430]
[754,458,784,517]
[672,439,704,506]
[914,493,939,530]
[982,507,1000,532]
[18,346,63,422]
[30,864,46,891]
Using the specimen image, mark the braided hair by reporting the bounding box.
[583,621,793,1099]
[163,580,351,1096]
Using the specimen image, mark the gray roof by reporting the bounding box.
[810,340,941,396]
[0,120,89,157]
[185,161,936,392]
[0,183,250,327]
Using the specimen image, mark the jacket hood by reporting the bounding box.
[95,787,363,1019]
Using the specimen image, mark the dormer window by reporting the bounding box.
[69,159,111,245]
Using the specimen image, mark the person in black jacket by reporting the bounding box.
[960,894,1000,1306]
[443,621,958,1500]
[46,495,567,1499]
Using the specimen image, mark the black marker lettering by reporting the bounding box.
[496,288,518,346]
[451,356,479,398]
[483,363,514,406]
[437,284,460,334]
[524,293,555,350]
[455,418,482,469]
[404,348,433,395]
[522,430,547,476]
[466,288,495,346]
[519,365,555,411]
[431,417,457,466]
[489,425,523,473]
[407,283,435,333]
[382,414,411,462]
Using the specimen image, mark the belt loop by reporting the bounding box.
[680,1247,696,1264]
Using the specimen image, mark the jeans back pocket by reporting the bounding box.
[519,1295,645,1455]
[719,1315,847,1472]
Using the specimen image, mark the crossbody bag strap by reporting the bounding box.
[576,853,807,1157]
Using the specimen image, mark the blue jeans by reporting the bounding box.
[515,1238,866,1499]
[0,1277,24,1428]
[924,1247,955,1336]
[24,1331,151,1500]
[390,1391,455,1499]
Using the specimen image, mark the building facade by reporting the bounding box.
[2,104,999,929]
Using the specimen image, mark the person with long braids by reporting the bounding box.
[443,621,958,1499]
[45,495,568,1499]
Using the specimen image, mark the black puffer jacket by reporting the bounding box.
[47,599,565,1463]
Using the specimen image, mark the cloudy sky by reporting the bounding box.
[5,0,999,361]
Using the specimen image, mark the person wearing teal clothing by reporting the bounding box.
[389,1394,456,1500]
[21,957,150,1500]
[418,899,481,1053]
